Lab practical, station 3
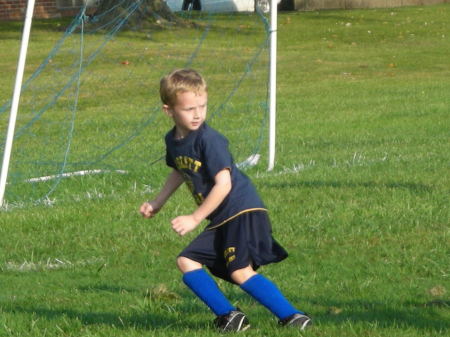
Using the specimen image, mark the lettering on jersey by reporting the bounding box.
[183,175,195,192]
[193,193,204,205]
[182,172,204,205]
[175,156,202,173]
[224,247,236,266]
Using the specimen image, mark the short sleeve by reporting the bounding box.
[201,131,233,179]
[166,149,176,168]
[164,131,176,169]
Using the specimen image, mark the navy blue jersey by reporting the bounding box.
[165,123,266,229]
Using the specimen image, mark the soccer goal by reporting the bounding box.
[0,0,278,207]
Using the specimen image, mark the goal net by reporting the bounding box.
[0,0,271,207]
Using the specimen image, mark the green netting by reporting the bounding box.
[0,1,270,206]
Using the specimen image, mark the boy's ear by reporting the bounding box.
[163,104,173,117]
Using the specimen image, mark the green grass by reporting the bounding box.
[0,4,449,337]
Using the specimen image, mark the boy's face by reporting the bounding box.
[164,90,207,138]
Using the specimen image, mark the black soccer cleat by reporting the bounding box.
[279,312,312,330]
[214,309,250,332]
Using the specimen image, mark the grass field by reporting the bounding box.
[0,4,449,337]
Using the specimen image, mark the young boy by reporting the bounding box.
[140,68,311,332]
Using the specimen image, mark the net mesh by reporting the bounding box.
[0,0,270,206]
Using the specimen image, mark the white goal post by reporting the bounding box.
[0,0,36,207]
[268,0,277,171]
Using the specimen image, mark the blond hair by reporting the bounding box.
[160,68,207,106]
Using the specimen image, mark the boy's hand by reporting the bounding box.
[140,201,160,218]
[171,215,200,236]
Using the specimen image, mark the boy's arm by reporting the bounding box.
[140,169,184,218]
[171,168,231,236]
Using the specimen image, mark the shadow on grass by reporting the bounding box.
[3,295,448,332]
[0,18,73,35]
[266,180,432,193]
[3,304,209,331]
[296,296,449,332]
[0,14,263,42]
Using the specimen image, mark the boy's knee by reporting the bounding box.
[176,256,202,273]
[230,265,257,285]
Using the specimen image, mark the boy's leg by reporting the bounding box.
[222,212,311,328]
[177,229,239,317]
[178,256,235,316]
[233,266,310,328]
[179,257,250,332]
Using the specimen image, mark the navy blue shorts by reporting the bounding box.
[178,210,288,283]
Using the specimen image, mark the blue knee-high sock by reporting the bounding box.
[241,274,303,320]
[183,269,235,316]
